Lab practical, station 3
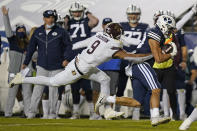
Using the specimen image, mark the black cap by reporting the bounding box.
[102,18,112,25]
[43,10,56,18]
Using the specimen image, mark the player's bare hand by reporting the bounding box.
[179,61,187,70]
[2,6,9,15]
[21,64,27,70]
[62,60,69,67]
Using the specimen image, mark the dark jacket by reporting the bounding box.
[24,25,73,70]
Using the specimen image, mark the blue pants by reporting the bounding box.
[132,63,161,104]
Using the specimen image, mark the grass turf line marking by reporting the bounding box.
[0,123,67,127]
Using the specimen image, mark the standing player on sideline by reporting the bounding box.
[9,23,152,119]
[116,4,150,119]
[64,2,99,120]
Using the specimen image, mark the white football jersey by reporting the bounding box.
[77,32,122,70]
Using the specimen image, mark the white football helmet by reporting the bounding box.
[163,10,176,19]
[153,10,164,24]
[156,15,176,38]
[153,10,176,25]
[69,2,84,20]
[126,4,141,24]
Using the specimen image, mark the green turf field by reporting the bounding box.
[0,118,196,131]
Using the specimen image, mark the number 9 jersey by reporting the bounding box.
[76,32,123,71]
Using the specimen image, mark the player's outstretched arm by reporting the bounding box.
[72,37,93,50]
[113,49,152,63]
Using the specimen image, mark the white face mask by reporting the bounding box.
[46,23,55,29]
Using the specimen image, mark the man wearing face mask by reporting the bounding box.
[22,10,72,119]
[2,6,32,118]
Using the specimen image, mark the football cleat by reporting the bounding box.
[104,108,124,119]
[151,116,171,126]
[95,94,106,113]
[9,73,24,88]
[179,118,192,130]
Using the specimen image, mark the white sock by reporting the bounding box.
[42,100,49,117]
[177,89,186,116]
[88,102,94,114]
[150,109,153,118]
[73,104,79,113]
[132,107,140,119]
[56,100,61,115]
[170,108,173,118]
[106,96,116,103]
[163,89,170,117]
[24,76,52,86]
[79,95,85,106]
[188,107,197,122]
[18,101,24,111]
[152,108,159,118]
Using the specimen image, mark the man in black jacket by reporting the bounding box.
[22,10,72,119]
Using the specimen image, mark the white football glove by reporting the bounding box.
[169,42,177,57]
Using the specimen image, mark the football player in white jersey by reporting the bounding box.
[9,23,152,119]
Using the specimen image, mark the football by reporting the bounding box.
[161,44,173,54]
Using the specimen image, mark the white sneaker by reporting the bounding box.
[89,113,102,120]
[9,73,23,88]
[95,95,106,112]
[104,108,124,119]
[179,118,192,130]
[69,113,80,119]
[151,117,171,126]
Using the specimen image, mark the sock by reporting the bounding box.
[88,102,94,114]
[177,89,186,116]
[79,95,85,106]
[132,107,140,120]
[18,101,24,111]
[106,96,116,103]
[24,76,52,86]
[163,89,170,117]
[188,107,197,122]
[170,108,173,118]
[42,100,49,117]
[152,108,159,118]
[73,104,79,113]
[56,100,61,115]
[150,109,153,118]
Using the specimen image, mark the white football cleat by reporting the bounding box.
[179,118,192,130]
[104,108,124,119]
[95,94,106,112]
[9,73,24,88]
[151,116,171,126]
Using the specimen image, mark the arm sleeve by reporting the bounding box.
[23,33,37,65]
[176,10,195,31]
[63,30,73,62]
[3,14,14,38]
